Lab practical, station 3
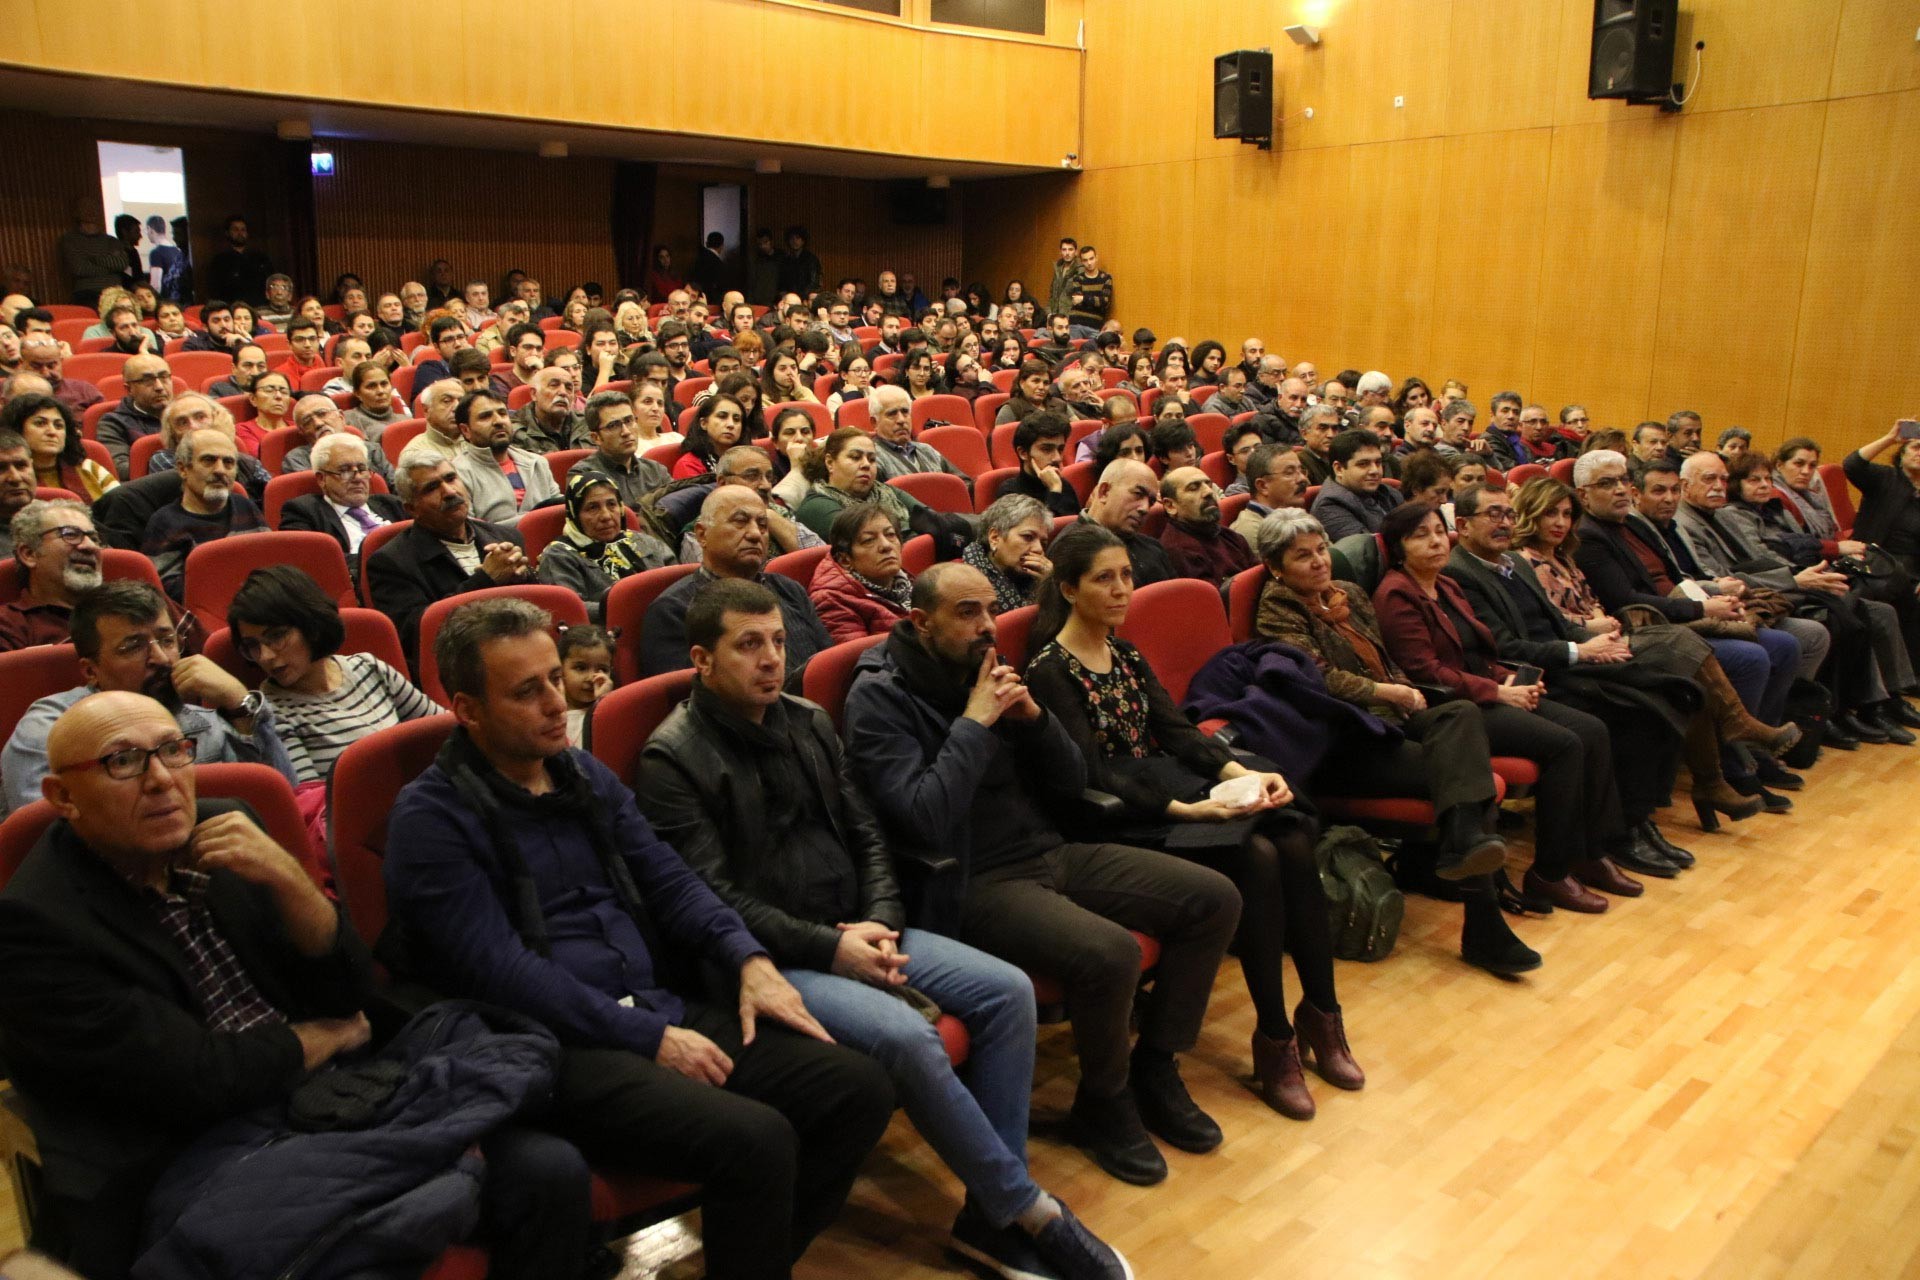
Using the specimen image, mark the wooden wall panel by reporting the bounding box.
[1648,103,1826,444]
[1530,117,1676,434]
[1337,136,1443,378]
[1786,91,1920,449]
[1676,0,1841,115]
[1443,0,1564,138]
[1426,127,1554,402]
[1258,145,1351,366]
[1830,0,1920,98]
[311,140,618,299]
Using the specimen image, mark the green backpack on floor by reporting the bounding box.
[1314,824,1404,962]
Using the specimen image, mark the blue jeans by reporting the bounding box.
[784,929,1040,1227]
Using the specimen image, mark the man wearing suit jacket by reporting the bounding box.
[0,691,595,1279]
[365,452,530,670]
[276,433,406,568]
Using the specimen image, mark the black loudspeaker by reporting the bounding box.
[1213,50,1272,145]
[1589,0,1678,101]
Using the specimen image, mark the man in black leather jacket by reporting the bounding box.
[634,578,1128,1280]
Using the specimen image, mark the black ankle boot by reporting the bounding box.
[1435,805,1506,881]
[1129,1047,1221,1154]
[1460,891,1542,977]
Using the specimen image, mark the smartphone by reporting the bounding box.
[1898,419,1920,441]
[1510,663,1543,687]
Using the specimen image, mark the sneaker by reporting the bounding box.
[1067,1089,1167,1185]
[949,1200,1062,1280]
[1130,1047,1222,1153]
[1031,1200,1134,1280]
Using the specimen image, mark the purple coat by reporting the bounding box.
[1182,640,1401,783]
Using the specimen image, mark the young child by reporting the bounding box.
[558,624,618,749]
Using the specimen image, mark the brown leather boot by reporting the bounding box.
[1698,654,1801,756]
[1251,1030,1315,1120]
[1293,999,1365,1090]
[1684,712,1765,831]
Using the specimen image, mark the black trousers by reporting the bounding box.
[1310,699,1499,815]
[1856,563,1920,677]
[1480,701,1625,878]
[546,1002,896,1280]
[1550,691,1678,826]
[479,1126,595,1280]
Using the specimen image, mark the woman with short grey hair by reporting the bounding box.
[962,492,1053,613]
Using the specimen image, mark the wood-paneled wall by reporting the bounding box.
[0,0,1080,173]
[963,0,1920,459]
[311,141,619,300]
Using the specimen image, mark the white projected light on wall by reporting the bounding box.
[97,140,192,302]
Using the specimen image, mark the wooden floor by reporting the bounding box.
[6,737,1917,1279]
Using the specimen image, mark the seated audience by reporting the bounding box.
[690,442,823,561]
[18,336,102,416]
[148,393,272,501]
[1310,429,1404,540]
[566,389,671,510]
[1295,404,1342,487]
[139,427,267,597]
[792,427,930,539]
[1220,421,1265,495]
[535,473,673,621]
[996,360,1066,427]
[93,355,175,480]
[844,562,1241,1187]
[3,582,296,813]
[1026,525,1360,1120]
[282,394,395,484]
[207,342,268,399]
[3,393,117,498]
[341,360,406,440]
[1080,459,1173,587]
[241,370,295,458]
[808,503,911,642]
[636,578,1128,1280]
[963,492,1054,614]
[382,598,894,1280]
[1001,410,1080,518]
[0,427,31,557]
[1148,418,1199,471]
[1772,437,1858,561]
[365,452,529,668]
[641,485,830,683]
[1372,502,1654,912]
[1250,508,1539,975]
[1232,443,1309,545]
[868,384,970,484]
[409,377,467,461]
[452,389,559,524]
[277,432,405,568]
[672,393,748,480]
[0,498,101,651]
[1158,466,1254,585]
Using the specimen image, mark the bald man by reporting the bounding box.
[0,691,595,1279]
[1158,465,1255,584]
[95,352,176,478]
[1080,459,1173,586]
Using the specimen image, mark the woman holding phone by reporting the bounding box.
[1842,419,1920,576]
[1372,503,1648,916]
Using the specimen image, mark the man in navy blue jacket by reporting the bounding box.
[384,596,894,1280]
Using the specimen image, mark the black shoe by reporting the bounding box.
[1068,1089,1167,1186]
[1821,718,1861,750]
[1754,757,1805,791]
[1889,699,1920,730]
[949,1201,1064,1280]
[1868,706,1917,745]
[1030,1201,1134,1280]
[1611,832,1682,878]
[1836,711,1889,744]
[1494,867,1555,915]
[1730,774,1794,813]
[1460,898,1542,977]
[1130,1047,1222,1154]
[1637,819,1695,868]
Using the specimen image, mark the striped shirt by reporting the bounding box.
[262,652,442,785]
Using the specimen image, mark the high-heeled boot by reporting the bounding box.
[1293,999,1365,1090]
[1697,654,1801,756]
[1251,1030,1315,1119]
[1684,712,1764,832]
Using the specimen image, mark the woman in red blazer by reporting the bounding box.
[808,503,911,643]
[1371,502,1647,916]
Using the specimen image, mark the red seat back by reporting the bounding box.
[1186,412,1228,454]
[994,604,1039,670]
[545,448,591,490]
[299,365,343,393]
[327,714,459,942]
[918,426,990,479]
[587,669,695,786]
[974,467,1018,513]
[672,376,712,409]
[768,545,831,588]
[1228,566,1267,643]
[129,433,166,478]
[1506,463,1548,487]
[888,471,972,514]
[1061,460,1097,504]
[835,397,871,430]
[183,532,356,634]
[604,562,699,684]
[1819,462,1857,533]
[910,394,972,435]
[81,401,113,442]
[901,534,936,576]
[1219,491,1251,529]
[1548,458,1578,487]
[1199,451,1234,489]
[0,644,82,753]
[800,633,887,732]
[1117,578,1231,702]
[973,393,1009,434]
[61,353,125,385]
[989,423,1021,469]
[516,505,568,563]
[417,585,589,706]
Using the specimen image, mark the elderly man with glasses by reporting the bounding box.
[277,432,406,567]
[0,498,105,652]
[2,580,296,814]
[282,393,396,485]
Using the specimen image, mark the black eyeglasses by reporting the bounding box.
[60,735,196,779]
[41,524,99,546]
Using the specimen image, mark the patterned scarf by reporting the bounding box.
[561,471,652,579]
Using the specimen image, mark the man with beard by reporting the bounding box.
[139,428,267,598]
[0,499,104,650]
[1158,465,1254,585]
[182,299,249,355]
[0,427,35,558]
[452,389,558,524]
[1252,375,1310,446]
[367,451,529,669]
[206,215,273,307]
[96,353,176,478]
[2,580,296,813]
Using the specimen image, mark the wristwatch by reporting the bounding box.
[221,690,265,722]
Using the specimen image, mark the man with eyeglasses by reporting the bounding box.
[278,433,405,566]
[19,334,102,417]
[0,498,103,651]
[282,394,395,485]
[3,581,295,814]
[567,390,670,511]
[95,353,178,478]
[654,319,695,384]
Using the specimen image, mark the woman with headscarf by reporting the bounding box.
[535,472,675,621]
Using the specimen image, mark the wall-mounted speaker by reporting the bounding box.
[1589,0,1678,102]
[1213,50,1273,147]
